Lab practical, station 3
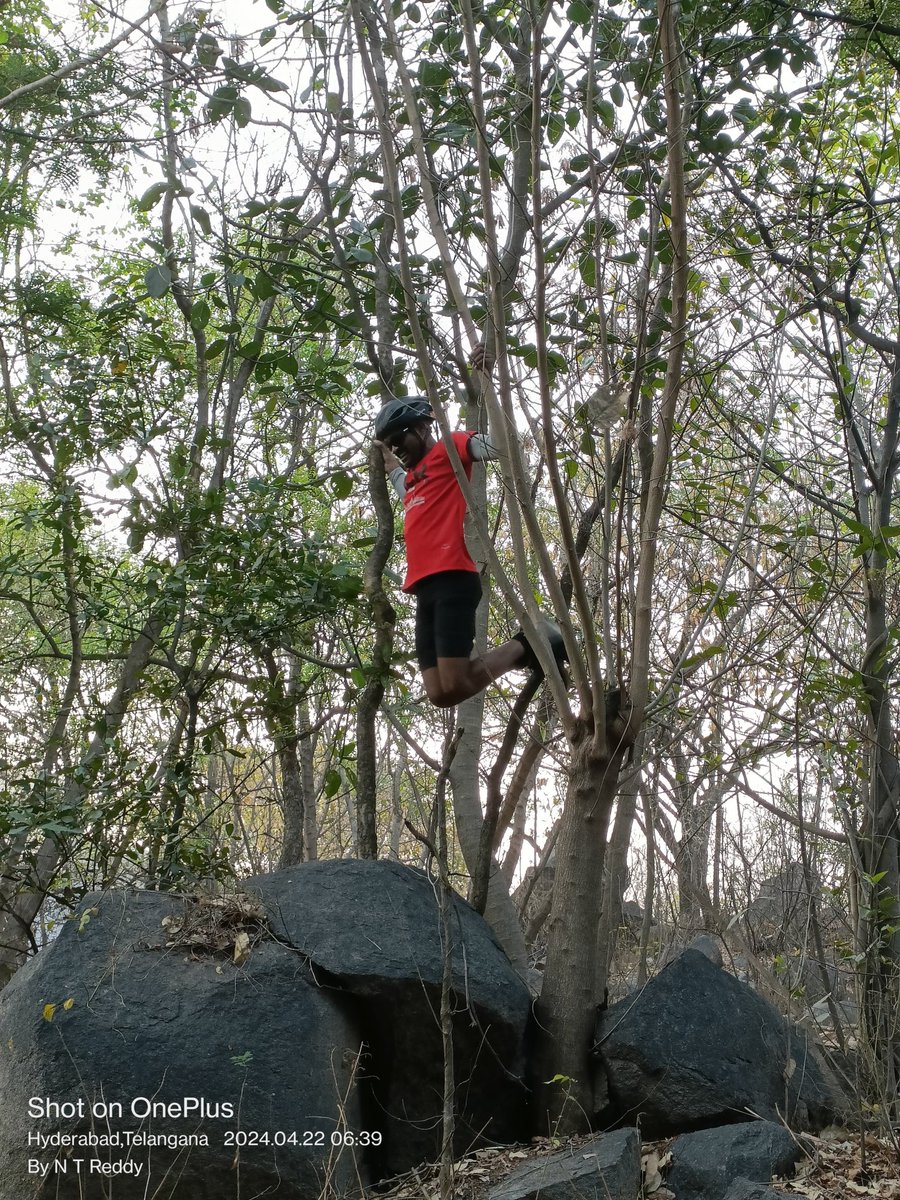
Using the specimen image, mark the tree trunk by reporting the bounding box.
[596,737,645,1002]
[355,443,396,859]
[532,724,630,1132]
[859,371,900,1106]
[450,685,529,973]
[299,695,318,862]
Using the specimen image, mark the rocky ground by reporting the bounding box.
[371,1126,900,1200]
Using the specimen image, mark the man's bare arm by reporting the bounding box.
[374,439,407,497]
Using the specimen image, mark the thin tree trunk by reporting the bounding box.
[299,695,318,862]
[637,785,656,988]
[532,727,631,1131]
[355,211,397,860]
[597,737,645,1002]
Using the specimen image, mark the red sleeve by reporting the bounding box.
[453,430,476,467]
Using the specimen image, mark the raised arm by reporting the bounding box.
[374,440,407,498]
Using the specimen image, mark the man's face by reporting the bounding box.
[385,422,430,469]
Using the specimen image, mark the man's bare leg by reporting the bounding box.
[421,641,526,708]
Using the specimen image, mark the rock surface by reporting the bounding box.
[665,1121,801,1200]
[0,888,366,1199]
[593,948,844,1136]
[247,859,531,1173]
[0,861,532,1198]
[488,1128,641,1200]
[723,1181,792,1200]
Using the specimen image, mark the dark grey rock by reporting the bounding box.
[724,1180,790,1200]
[666,1121,800,1200]
[250,860,526,1021]
[0,889,366,1199]
[593,949,845,1136]
[247,860,532,1173]
[687,934,723,968]
[489,1128,641,1200]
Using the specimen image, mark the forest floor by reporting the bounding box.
[371,1126,900,1199]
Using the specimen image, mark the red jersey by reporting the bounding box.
[402,432,478,592]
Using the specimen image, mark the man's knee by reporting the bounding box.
[423,662,473,707]
[423,678,463,707]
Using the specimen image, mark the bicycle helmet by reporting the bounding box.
[374,397,433,441]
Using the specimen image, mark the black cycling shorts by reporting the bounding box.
[413,571,483,670]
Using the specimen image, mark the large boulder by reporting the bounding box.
[0,861,532,1198]
[665,1121,801,1200]
[593,948,844,1137]
[488,1128,641,1200]
[247,859,531,1173]
[724,1183,792,1200]
[0,889,366,1199]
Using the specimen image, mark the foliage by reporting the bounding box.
[2,0,900,1129]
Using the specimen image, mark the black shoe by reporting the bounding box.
[514,618,568,677]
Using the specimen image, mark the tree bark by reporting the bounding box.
[859,356,900,1109]
[532,724,631,1131]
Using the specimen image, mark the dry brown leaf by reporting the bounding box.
[233,931,251,965]
[643,1149,663,1193]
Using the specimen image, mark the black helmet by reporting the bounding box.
[374,397,433,441]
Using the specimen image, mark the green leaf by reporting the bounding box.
[136,182,168,212]
[595,99,615,129]
[254,272,277,299]
[346,245,375,263]
[207,85,238,122]
[627,197,646,220]
[419,61,452,88]
[332,472,353,499]
[250,69,288,94]
[144,264,172,298]
[191,298,211,329]
[275,354,298,377]
[567,0,592,22]
[196,33,221,67]
[843,518,870,537]
[233,96,252,127]
[190,204,212,236]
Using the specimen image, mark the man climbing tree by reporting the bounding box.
[373,351,567,708]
